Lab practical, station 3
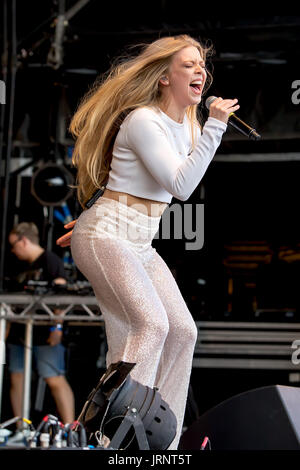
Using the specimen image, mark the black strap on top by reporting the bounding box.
[85,184,107,209]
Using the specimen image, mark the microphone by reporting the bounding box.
[205,96,261,141]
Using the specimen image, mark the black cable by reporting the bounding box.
[31,414,61,447]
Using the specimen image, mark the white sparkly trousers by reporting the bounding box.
[70,197,198,450]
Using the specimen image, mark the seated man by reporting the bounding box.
[6,222,75,425]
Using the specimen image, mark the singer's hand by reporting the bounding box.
[209,97,240,124]
[56,219,77,247]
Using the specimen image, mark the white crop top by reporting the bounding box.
[106,106,227,203]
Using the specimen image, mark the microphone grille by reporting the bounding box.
[205,96,217,110]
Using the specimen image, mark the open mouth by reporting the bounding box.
[190,80,203,95]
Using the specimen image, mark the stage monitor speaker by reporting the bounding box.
[179,385,300,450]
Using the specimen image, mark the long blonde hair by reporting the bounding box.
[70,34,214,208]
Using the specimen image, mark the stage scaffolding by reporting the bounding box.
[0,293,104,421]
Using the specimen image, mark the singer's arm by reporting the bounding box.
[126,109,228,201]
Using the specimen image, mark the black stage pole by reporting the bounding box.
[0,0,8,212]
[0,0,17,292]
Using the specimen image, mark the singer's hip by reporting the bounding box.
[71,196,162,259]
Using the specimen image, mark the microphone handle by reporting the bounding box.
[228,114,261,140]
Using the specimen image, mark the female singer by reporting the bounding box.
[57,34,239,449]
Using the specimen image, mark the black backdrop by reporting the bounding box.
[1,6,300,429]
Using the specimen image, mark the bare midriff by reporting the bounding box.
[102,188,168,217]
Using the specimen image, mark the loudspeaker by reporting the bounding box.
[179,385,300,450]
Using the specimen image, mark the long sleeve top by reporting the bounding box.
[106,106,227,203]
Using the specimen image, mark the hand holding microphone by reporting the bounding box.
[206,96,261,140]
[207,97,240,123]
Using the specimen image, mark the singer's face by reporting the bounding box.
[167,46,207,108]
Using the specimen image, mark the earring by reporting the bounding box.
[161,76,169,84]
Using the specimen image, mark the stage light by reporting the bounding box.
[78,361,177,450]
[31,163,74,206]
